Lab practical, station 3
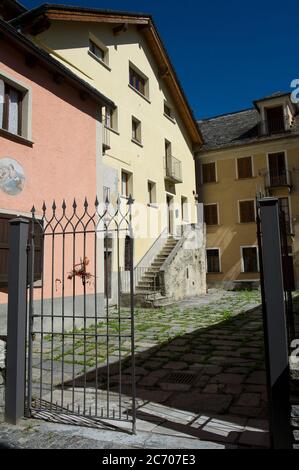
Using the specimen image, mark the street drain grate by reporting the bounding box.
[163,372,196,385]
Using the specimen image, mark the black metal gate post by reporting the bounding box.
[5,218,29,424]
[258,197,293,449]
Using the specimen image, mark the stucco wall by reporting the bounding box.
[161,225,206,301]
[0,39,103,310]
[31,20,199,265]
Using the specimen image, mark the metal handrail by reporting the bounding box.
[264,169,292,188]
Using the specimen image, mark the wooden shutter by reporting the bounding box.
[243,247,258,273]
[0,215,43,289]
[0,215,10,288]
[124,236,133,271]
[204,204,218,225]
[237,157,252,179]
[239,200,255,223]
[202,162,216,183]
[207,249,220,273]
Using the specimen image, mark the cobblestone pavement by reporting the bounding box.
[0,289,277,448]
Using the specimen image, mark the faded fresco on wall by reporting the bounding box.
[0,158,25,195]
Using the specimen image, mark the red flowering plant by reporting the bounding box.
[68,257,94,287]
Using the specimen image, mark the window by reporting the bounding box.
[237,157,253,179]
[103,106,117,131]
[132,117,142,144]
[148,181,156,205]
[239,200,255,223]
[242,247,258,273]
[268,152,287,186]
[181,196,188,221]
[165,139,172,157]
[266,106,285,134]
[129,65,148,97]
[204,204,218,226]
[279,197,291,233]
[89,39,105,62]
[0,80,23,136]
[202,162,216,183]
[207,249,220,273]
[164,102,173,120]
[121,170,132,198]
[103,186,110,202]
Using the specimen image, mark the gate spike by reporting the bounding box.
[95,196,99,208]
[42,201,47,214]
[84,197,88,210]
[116,195,121,208]
[62,199,67,212]
[105,194,110,206]
[72,198,77,210]
[52,200,56,212]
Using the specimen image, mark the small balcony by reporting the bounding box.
[259,116,290,136]
[264,169,293,190]
[164,155,182,183]
[102,125,111,152]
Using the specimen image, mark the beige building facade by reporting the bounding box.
[197,92,299,289]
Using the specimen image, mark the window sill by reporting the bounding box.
[238,221,256,225]
[148,203,159,209]
[128,84,151,103]
[0,128,33,147]
[164,113,176,124]
[236,176,256,181]
[131,138,143,148]
[88,50,111,71]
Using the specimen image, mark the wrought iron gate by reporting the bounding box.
[25,196,136,433]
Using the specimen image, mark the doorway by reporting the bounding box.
[166,195,174,235]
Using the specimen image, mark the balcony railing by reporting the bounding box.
[259,116,291,136]
[102,125,111,151]
[164,154,182,183]
[264,169,293,189]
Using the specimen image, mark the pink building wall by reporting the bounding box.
[0,40,103,308]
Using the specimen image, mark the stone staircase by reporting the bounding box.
[121,236,178,308]
[135,237,178,295]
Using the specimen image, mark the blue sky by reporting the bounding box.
[22,0,299,119]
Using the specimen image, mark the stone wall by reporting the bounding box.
[161,225,206,301]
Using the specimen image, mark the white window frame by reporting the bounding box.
[206,247,221,273]
[204,202,220,226]
[0,70,32,141]
[129,61,150,101]
[201,161,217,184]
[240,245,259,273]
[235,155,254,179]
[266,149,289,183]
[88,34,110,70]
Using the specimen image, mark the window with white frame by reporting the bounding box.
[0,78,25,137]
[129,64,149,98]
[121,170,132,198]
[132,116,142,144]
[207,249,220,273]
[242,247,259,273]
[103,106,118,131]
[148,181,156,205]
[89,39,109,67]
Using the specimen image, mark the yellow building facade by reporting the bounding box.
[198,92,299,289]
[12,5,206,304]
